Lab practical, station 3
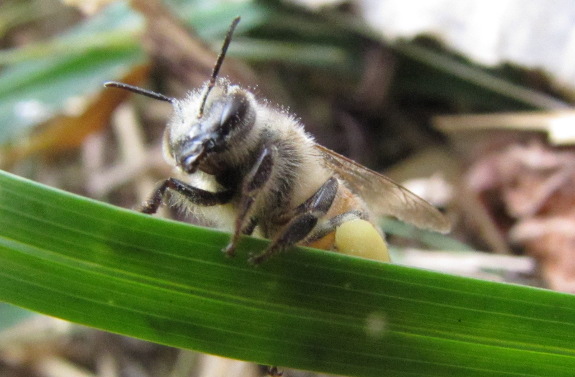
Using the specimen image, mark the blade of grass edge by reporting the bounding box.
[0,170,575,377]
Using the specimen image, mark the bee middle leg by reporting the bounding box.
[223,146,275,257]
[248,177,339,265]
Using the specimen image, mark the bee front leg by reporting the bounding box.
[223,146,274,257]
[248,177,339,265]
[140,177,233,214]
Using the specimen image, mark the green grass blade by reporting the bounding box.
[0,169,574,377]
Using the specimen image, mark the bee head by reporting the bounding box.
[166,80,256,174]
[104,16,245,175]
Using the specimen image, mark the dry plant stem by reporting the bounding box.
[96,351,119,377]
[34,356,96,377]
[194,354,260,377]
[82,103,169,199]
[168,350,198,377]
[434,110,575,145]
[112,103,159,202]
[401,249,535,281]
[458,182,512,254]
[0,317,73,350]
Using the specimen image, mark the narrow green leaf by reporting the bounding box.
[0,1,145,145]
[393,42,570,111]
[0,169,574,377]
[228,39,353,71]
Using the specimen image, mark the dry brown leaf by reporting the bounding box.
[61,0,119,15]
[1,64,150,168]
[466,138,575,292]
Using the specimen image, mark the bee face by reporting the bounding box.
[165,82,256,174]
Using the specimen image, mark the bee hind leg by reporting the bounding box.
[302,210,365,246]
[248,177,339,265]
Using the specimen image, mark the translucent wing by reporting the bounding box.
[315,144,451,233]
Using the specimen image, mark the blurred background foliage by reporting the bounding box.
[1,0,575,376]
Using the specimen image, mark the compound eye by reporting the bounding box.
[219,93,249,136]
[203,138,216,151]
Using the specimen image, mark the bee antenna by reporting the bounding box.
[197,16,241,119]
[104,81,175,104]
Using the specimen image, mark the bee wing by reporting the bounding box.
[315,144,451,233]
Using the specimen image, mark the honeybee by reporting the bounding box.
[105,17,450,264]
